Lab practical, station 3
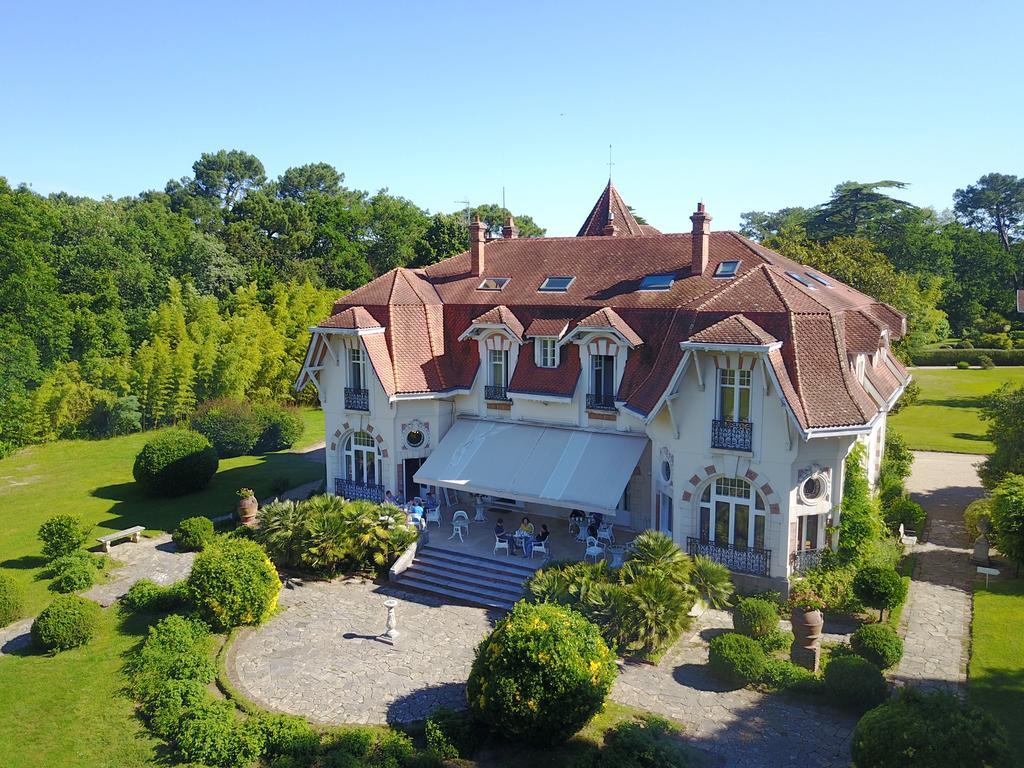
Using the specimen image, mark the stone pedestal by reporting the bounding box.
[382,598,399,643]
[790,644,821,673]
[972,520,992,565]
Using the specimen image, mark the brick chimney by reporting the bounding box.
[602,212,619,236]
[689,202,712,276]
[502,214,518,239]
[470,214,486,275]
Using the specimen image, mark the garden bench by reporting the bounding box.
[97,525,145,552]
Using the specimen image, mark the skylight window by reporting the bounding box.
[539,276,575,292]
[805,272,833,288]
[714,261,740,278]
[477,277,510,291]
[638,274,675,291]
[786,271,817,289]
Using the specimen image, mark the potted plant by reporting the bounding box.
[237,487,258,525]
[789,585,825,655]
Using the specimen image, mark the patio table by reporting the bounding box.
[473,503,486,522]
[606,543,626,568]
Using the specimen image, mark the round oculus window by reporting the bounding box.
[406,430,424,448]
[661,460,672,483]
[802,475,825,502]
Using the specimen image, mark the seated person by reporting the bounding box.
[586,521,599,541]
[384,490,396,505]
[495,518,518,553]
[518,517,535,537]
[425,492,439,509]
[408,501,425,529]
[523,524,550,558]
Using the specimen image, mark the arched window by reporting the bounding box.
[698,477,767,550]
[344,431,381,487]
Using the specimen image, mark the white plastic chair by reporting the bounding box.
[449,510,469,542]
[597,524,614,545]
[452,510,469,523]
[425,507,441,528]
[530,539,548,559]
[494,535,510,557]
[584,536,605,563]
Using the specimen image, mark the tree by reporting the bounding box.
[365,191,429,274]
[471,203,546,238]
[990,474,1024,574]
[979,384,1024,489]
[739,207,811,241]
[277,162,343,200]
[954,173,1024,255]
[805,180,916,241]
[413,212,467,266]
[190,150,266,209]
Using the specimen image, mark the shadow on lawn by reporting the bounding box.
[0,554,47,570]
[918,396,987,409]
[88,452,320,534]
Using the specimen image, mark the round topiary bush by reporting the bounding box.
[187,538,281,631]
[31,594,101,651]
[0,573,24,628]
[853,565,908,621]
[850,687,1011,768]
[851,623,904,670]
[133,429,219,498]
[467,602,617,743]
[732,597,779,639]
[252,402,304,453]
[190,398,263,458]
[38,514,88,560]
[48,551,100,593]
[173,516,215,552]
[823,654,888,712]
[708,632,767,686]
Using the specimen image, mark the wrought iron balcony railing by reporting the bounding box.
[484,385,511,401]
[335,478,386,503]
[586,393,616,411]
[711,419,753,451]
[344,387,370,411]
[791,548,825,574]
[686,537,771,577]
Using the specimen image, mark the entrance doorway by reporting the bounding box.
[404,457,426,500]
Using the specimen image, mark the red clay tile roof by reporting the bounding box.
[687,315,778,346]
[577,181,645,237]
[469,305,524,339]
[575,307,643,346]
[310,185,907,428]
[319,306,383,329]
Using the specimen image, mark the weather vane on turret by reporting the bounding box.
[607,144,614,182]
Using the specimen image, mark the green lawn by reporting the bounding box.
[970,579,1024,763]
[0,407,324,615]
[0,607,162,768]
[888,367,1024,453]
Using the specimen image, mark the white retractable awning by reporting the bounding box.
[413,419,648,515]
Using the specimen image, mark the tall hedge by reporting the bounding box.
[133,429,219,497]
[467,602,617,743]
[909,349,1024,366]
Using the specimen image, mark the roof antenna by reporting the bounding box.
[607,144,614,183]
[455,198,471,227]
[502,186,506,212]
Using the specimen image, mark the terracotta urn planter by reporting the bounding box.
[237,490,258,525]
[790,606,824,672]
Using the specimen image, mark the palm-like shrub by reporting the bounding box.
[619,572,692,653]
[621,530,692,585]
[467,602,617,743]
[255,499,308,568]
[689,555,733,608]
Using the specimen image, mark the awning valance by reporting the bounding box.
[413,419,647,515]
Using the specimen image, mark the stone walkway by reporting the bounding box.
[0,534,195,654]
[228,581,856,765]
[893,451,983,693]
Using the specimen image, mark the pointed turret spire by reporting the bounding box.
[577,180,644,237]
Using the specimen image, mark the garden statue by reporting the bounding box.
[971,516,991,566]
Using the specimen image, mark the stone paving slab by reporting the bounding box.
[85,533,196,607]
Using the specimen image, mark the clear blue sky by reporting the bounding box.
[2,1,1021,235]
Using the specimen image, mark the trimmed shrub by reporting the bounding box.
[761,657,815,691]
[851,623,904,669]
[853,565,908,620]
[38,514,88,560]
[190,398,262,458]
[798,564,863,613]
[133,428,218,497]
[124,614,215,701]
[248,712,320,761]
[187,538,281,631]
[823,655,888,712]
[424,707,479,759]
[963,497,993,540]
[173,516,215,552]
[707,632,766,686]
[121,579,188,613]
[0,573,24,628]
[141,678,209,739]
[467,602,617,743]
[978,354,996,369]
[252,402,304,453]
[956,360,971,369]
[910,348,1024,367]
[48,550,101,593]
[882,496,926,536]
[175,698,263,768]
[30,594,100,651]
[732,598,779,639]
[593,714,693,768]
[850,687,1011,768]
[756,628,793,654]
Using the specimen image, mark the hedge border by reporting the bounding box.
[910,349,1024,366]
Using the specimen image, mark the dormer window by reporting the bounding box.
[714,261,740,278]
[539,276,574,292]
[639,274,675,291]
[477,277,510,291]
[786,271,817,289]
[537,338,558,368]
[805,272,832,288]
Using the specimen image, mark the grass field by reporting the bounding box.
[0,407,324,615]
[970,580,1024,763]
[888,367,1024,453]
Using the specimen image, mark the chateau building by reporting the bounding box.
[297,182,910,590]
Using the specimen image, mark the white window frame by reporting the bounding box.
[698,477,768,549]
[344,431,381,486]
[717,368,751,422]
[349,346,366,390]
[797,513,823,551]
[591,353,615,399]
[488,349,508,388]
[536,337,558,368]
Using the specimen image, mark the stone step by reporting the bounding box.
[416,545,538,579]
[411,552,539,585]
[405,562,525,601]
[394,545,537,611]
[394,573,516,611]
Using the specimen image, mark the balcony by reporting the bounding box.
[335,478,386,503]
[586,393,616,411]
[711,419,752,452]
[344,387,369,411]
[484,385,511,401]
[686,537,771,577]
[791,548,825,574]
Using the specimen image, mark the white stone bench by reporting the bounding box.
[97,525,145,552]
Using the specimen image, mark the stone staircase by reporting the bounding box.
[392,545,537,611]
